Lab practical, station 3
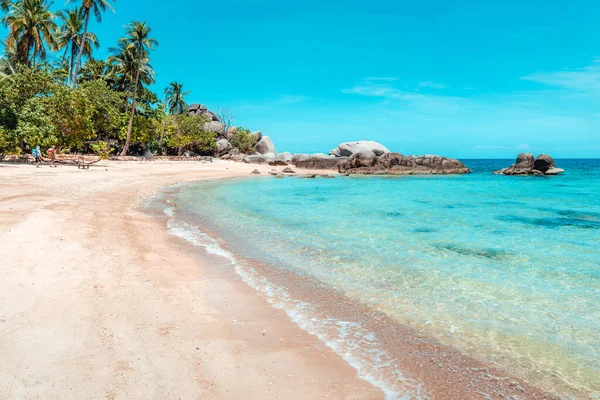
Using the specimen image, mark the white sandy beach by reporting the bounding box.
[0,160,383,399]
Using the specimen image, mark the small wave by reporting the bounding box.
[165,218,428,400]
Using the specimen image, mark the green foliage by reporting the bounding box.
[79,79,127,140]
[15,95,56,148]
[0,12,229,158]
[230,126,255,154]
[0,125,19,157]
[167,114,216,155]
[90,140,113,159]
[50,84,94,149]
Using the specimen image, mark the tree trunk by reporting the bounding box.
[25,35,33,67]
[69,45,76,85]
[158,114,168,155]
[120,61,141,156]
[71,8,90,88]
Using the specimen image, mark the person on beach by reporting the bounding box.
[32,146,42,167]
[47,146,56,168]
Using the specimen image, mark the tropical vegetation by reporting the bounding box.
[0,0,222,158]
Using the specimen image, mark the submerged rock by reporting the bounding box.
[339,152,470,175]
[494,153,563,176]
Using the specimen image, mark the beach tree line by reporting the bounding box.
[0,0,219,158]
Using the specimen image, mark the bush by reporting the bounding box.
[90,141,114,159]
[230,126,255,154]
[167,114,216,156]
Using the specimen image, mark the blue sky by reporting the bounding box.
[3,0,600,158]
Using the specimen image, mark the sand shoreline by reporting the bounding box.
[0,160,558,399]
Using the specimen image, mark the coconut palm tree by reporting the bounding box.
[55,7,99,85]
[118,21,157,156]
[1,0,10,11]
[3,0,58,66]
[108,38,155,102]
[69,0,115,88]
[164,81,190,115]
[159,82,190,152]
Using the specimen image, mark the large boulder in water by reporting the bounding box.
[533,154,555,173]
[292,153,348,170]
[339,152,470,175]
[330,141,390,158]
[494,153,562,176]
[255,136,277,155]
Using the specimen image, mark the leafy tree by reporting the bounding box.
[167,114,215,156]
[79,79,126,140]
[48,83,94,149]
[55,7,99,84]
[230,126,255,154]
[69,0,115,88]
[118,21,157,155]
[0,125,19,158]
[15,95,56,148]
[2,0,58,66]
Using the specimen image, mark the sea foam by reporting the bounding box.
[166,218,428,400]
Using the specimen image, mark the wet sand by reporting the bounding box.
[0,159,558,399]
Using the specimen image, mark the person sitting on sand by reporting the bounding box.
[47,146,56,168]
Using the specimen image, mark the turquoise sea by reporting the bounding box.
[158,159,600,399]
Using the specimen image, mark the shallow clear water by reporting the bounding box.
[168,159,600,398]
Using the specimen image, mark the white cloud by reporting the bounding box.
[341,83,421,100]
[521,58,600,91]
[416,81,448,90]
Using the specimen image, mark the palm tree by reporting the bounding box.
[164,81,190,115]
[108,38,155,100]
[160,82,190,152]
[55,7,99,85]
[1,0,10,11]
[3,0,58,66]
[117,21,157,155]
[69,0,115,88]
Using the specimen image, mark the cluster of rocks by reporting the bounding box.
[187,106,562,178]
[338,152,471,175]
[494,153,564,176]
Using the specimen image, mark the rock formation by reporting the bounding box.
[494,153,564,176]
[215,138,232,156]
[291,153,348,170]
[338,152,470,175]
[330,141,390,158]
[255,136,277,155]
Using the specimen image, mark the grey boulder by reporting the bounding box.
[216,139,232,156]
[255,136,277,155]
[330,141,390,158]
[533,154,556,173]
[494,153,563,176]
[203,121,225,136]
[339,152,470,175]
[292,153,348,170]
